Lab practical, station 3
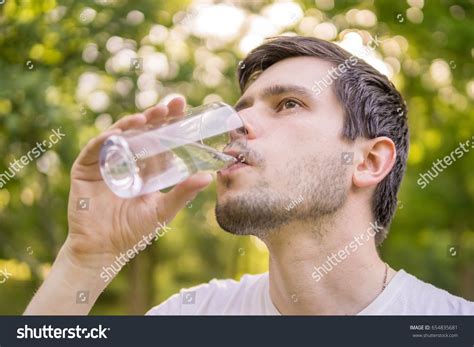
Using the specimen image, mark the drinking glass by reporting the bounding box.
[99,102,246,198]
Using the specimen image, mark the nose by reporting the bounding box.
[229,110,256,142]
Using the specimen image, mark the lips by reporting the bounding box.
[224,150,249,165]
[218,149,250,176]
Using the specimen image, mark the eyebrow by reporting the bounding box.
[234,84,314,112]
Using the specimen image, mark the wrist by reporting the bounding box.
[58,237,120,291]
[24,240,115,315]
[61,236,117,272]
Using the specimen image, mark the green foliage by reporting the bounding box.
[0,0,472,314]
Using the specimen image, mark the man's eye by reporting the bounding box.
[279,99,302,111]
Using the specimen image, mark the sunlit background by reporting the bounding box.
[0,0,473,314]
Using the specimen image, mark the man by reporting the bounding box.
[25,36,473,315]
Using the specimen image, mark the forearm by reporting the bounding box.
[24,240,115,315]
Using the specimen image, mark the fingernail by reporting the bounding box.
[199,172,213,182]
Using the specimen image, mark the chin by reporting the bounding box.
[214,185,290,239]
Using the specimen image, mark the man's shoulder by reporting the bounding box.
[146,272,268,315]
[386,270,474,315]
[196,272,268,291]
[182,272,268,303]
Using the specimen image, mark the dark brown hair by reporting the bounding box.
[238,36,409,245]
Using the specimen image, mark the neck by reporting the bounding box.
[262,212,395,315]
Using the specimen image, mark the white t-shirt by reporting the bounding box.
[146,270,474,315]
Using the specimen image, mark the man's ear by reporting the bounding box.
[353,137,396,188]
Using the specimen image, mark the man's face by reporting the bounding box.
[215,56,352,238]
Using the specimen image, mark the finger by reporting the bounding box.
[144,97,187,127]
[108,114,147,131]
[155,172,213,217]
[167,96,186,116]
[75,128,122,167]
[143,104,169,127]
[161,96,187,124]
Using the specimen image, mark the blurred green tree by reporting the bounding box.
[0,0,472,314]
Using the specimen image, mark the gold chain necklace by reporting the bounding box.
[381,262,389,291]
